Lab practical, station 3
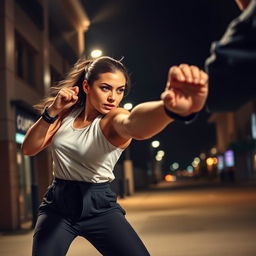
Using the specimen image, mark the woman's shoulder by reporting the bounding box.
[99,107,131,149]
[103,107,130,120]
[99,107,130,129]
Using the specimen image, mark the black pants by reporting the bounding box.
[32,178,150,256]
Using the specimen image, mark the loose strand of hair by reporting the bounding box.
[33,57,92,113]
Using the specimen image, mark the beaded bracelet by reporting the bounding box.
[41,107,59,124]
[163,105,198,124]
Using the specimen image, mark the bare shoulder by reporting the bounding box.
[100,107,132,149]
[105,107,130,120]
[100,107,130,128]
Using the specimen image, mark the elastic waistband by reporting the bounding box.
[53,177,110,190]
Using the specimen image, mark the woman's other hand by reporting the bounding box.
[161,64,208,116]
[48,86,79,116]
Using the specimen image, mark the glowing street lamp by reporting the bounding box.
[155,150,165,161]
[170,162,179,170]
[155,155,162,161]
[91,49,103,58]
[211,147,217,155]
[186,165,194,173]
[157,150,165,157]
[151,140,160,148]
[193,157,200,164]
[123,103,133,110]
[192,162,198,168]
[200,153,206,160]
[206,157,214,166]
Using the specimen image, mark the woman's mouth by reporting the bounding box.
[103,104,115,110]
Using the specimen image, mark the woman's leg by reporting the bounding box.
[79,209,150,256]
[32,211,78,256]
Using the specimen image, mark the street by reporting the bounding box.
[1,181,256,256]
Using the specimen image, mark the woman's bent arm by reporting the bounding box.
[22,87,79,156]
[21,117,60,156]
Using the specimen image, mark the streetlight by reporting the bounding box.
[91,49,103,58]
[186,165,194,174]
[170,162,179,170]
[151,140,160,148]
[210,147,217,155]
[149,140,160,184]
[155,150,165,161]
[194,157,200,164]
[157,150,165,157]
[155,155,162,161]
[123,102,133,110]
[206,157,214,166]
[192,157,200,168]
[192,162,198,168]
[200,153,206,160]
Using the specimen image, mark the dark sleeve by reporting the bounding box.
[205,0,256,112]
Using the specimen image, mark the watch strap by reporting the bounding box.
[41,107,59,124]
[163,105,198,124]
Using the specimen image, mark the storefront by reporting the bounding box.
[15,106,38,228]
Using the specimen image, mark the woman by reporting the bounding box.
[22,56,208,256]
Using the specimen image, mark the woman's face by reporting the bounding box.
[84,70,127,114]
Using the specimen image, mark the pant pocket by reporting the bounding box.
[39,184,56,212]
[91,191,112,211]
[89,189,126,216]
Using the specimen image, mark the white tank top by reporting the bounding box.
[50,107,124,183]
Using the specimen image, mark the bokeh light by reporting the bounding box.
[91,49,103,58]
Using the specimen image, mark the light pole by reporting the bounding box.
[122,102,134,197]
[150,140,161,184]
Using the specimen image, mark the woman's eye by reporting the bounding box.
[117,88,125,93]
[101,86,110,92]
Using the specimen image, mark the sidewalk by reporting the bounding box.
[0,178,256,256]
[149,178,256,191]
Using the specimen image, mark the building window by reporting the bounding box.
[15,32,37,87]
[50,66,63,86]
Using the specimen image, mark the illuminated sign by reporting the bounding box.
[217,155,224,170]
[15,108,36,144]
[224,150,235,167]
[252,113,256,139]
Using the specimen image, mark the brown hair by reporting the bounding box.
[33,56,131,113]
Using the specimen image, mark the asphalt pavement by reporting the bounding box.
[1,179,256,256]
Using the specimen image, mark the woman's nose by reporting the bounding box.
[107,91,116,102]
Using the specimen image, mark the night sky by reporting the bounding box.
[81,0,240,171]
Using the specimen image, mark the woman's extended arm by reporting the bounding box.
[109,101,172,140]
[109,64,208,140]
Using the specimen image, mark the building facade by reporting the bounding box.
[0,0,90,230]
[209,100,256,181]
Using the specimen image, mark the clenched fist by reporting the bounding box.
[48,86,79,116]
[161,64,208,116]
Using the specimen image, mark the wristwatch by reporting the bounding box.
[41,107,59,124]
